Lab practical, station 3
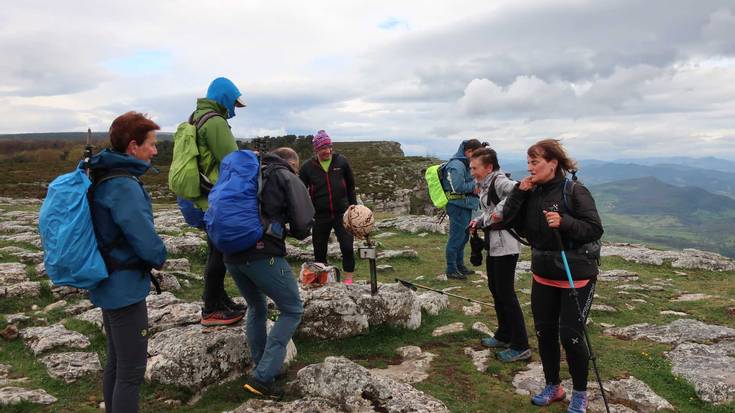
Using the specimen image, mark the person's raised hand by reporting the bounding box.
[543,210,562,229]
[519,176,535,191]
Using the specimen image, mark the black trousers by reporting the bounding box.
[486,254,529,351]
[202,236,232,313]
[312,216,355,272]
[102,300,148,413]
[531,279,596,391]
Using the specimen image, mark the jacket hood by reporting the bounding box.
[262,153,293,174]
[206,77,242,119]
[86,148,150,177]
[450,140,470,161]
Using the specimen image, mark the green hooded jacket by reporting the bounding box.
[192,98,238,210]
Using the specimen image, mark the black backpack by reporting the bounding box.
[558,174,602,265]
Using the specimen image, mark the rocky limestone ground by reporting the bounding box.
[1,200,735,412]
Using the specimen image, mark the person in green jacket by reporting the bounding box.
[191,77,248,326]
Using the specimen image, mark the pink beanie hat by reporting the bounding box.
[313,130,332,150]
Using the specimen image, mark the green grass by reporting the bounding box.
[1,204,735,412]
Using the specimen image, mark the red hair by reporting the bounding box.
[109,111,160,152]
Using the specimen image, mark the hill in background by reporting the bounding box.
[591,176,735,257]
[3,132,735,257]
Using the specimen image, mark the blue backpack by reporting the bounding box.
[204,150,264,254]
[176,196,205,229]
[39,168,110,289]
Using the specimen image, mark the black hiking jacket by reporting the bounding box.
[298,153,357,221]
[502,176,603,281]
[224,154,315,263]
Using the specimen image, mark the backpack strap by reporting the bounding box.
[560,177,577,250]
[88,168,160,294]
[188,111,225,196]
[487,175,501,206]
[562,178,575,214]
[190,110,223,130]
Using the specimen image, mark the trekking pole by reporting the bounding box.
[552,229,611,413]
[395,278,493,307]
[84,128,93,176]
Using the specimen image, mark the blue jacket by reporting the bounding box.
[87,149,167,310]
[442,141,480,210]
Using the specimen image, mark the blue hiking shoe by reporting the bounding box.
[480,336,509,348]
[531,384,566,406]
[567,390,588,413]
[496,348,532,362]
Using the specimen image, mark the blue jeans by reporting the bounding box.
[226,256,304,384]
[445,203,472,273]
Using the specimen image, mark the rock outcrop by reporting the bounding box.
[292,356,450,413]
[298,283,421,340]
[20,324,91,355]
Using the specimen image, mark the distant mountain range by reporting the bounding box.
[590,177,735,258]
[508,160,735,199]
[609,156,735,174]
[2,132,734,256]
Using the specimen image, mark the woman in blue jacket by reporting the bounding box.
[88,111,167,413]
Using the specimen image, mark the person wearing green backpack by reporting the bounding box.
[442,139,486,279]
[172,77,248,326]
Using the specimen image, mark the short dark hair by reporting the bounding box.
[270,147,299,164]
[109,112,160,152]
[470,147,500,170]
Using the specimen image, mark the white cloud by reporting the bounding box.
[0,0,734,161]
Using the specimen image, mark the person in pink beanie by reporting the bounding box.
[299,130,357,284]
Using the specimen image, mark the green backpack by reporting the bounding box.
[425,163,448,209]
[168,111,221,200]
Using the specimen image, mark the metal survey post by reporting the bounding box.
[358,237,378,295]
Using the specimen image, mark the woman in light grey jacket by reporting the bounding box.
[469,148,531,362]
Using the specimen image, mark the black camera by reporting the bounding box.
[470,231,485,267]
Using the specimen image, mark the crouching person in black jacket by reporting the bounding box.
[224,147,315,399]
[502,139,603,413]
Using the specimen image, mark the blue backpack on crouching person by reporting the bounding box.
[204,150,264,255]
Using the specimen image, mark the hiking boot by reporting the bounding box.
[458,266,475,276]
[496,348,532,362]
[531,384,566,406]
[446,271,467,280]
[567,390,588,413]
[480,336,509,348]
[201,309,244,326]
[243,377,284,400]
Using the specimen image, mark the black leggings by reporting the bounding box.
[102,300,148,413]
[486,254,529,351]
[203,236,232,313]
[531,279,596,391]
[312,216,355,272]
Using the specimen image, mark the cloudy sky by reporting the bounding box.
[2,0,735,160]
